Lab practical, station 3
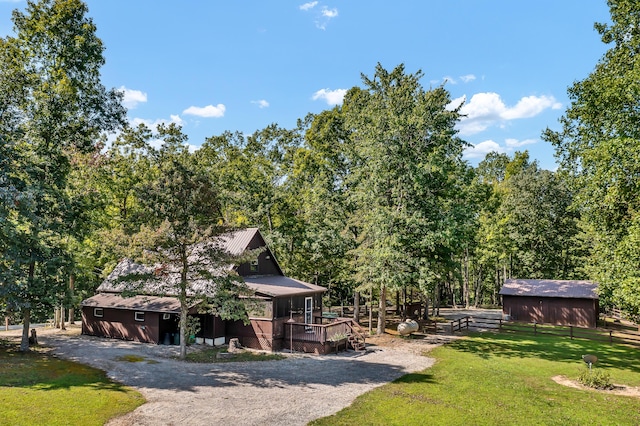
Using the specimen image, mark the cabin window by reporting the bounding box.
[250,259,259,272]
[134,311,145,322]
[93,308,103,318]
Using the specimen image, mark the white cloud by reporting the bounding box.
[300,2,338,29]
[251,99,270,108]
[130,114,183,130]
[463,140,505,160]
[119,86,147,109]
[312,88,347,105]
[501,95,562,119]
[434,74,476,86]
[169,114,184,126]
[447,95,466,111]
[460,74,476,83]
[456,92,561,136]
[443,75,457,85]
[322,7,338,18]
[505,138,537,148]
[185,143,200,153]
[182,104,226,118]
[299,1,318,10]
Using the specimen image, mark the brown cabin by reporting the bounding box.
[81,228,353,354]
[499,279,599,328]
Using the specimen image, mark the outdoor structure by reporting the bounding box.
[499,279,599,328]
[82,228,360,354]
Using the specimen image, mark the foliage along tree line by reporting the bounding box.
[1,0,640,351]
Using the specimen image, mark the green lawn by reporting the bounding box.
[311,332,640,426]
[0,338,145,426]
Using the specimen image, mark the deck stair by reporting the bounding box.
[346,321,367,351]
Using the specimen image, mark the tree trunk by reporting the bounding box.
[68,273,75,324]
[59,305,66,330]
[377,284,386,335]
[353,291,360,323]
[422,293,429,320]
[20,308,31,352]
[20,260,36,352]
[179,262,188,360]
[54,306,60,328]
[464,248,470,308]
[474,266,483,308]
[368,290,373,335]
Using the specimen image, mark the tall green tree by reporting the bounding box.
[543,0,640,316]
[0,0,125,351]
[344,63,466,334]
[130,124,259,359]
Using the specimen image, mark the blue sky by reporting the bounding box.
[0,1,612,170]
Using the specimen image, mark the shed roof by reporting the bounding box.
[499,279,598,299]
[82,293,183,313]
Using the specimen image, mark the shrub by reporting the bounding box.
[577,368,613,390]
[328,332,348,342]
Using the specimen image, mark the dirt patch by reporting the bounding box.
[552,375,640,398]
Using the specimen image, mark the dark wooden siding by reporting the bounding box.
[81,306,168,343]
[227,318,275,350]
[503,296,598,328]
[236,248,281,276]
[236,231,282,277]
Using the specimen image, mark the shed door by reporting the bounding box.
[304,297,313,325]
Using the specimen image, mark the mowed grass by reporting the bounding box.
[312,332,640,426]
[0,338,145,426]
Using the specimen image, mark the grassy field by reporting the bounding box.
[0,338,145,426]
[311,332,640,425]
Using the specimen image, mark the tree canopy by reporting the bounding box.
[544,0,640,317]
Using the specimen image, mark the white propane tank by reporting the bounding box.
[397,319,419,336]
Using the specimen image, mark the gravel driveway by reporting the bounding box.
[37,330,440,426]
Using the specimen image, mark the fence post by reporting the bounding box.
[466,317,469,330]
[499,318,502,331]
[609,330,613,345]
[450,321,454,334]
[570,326,573,340]
[534,322,537,335]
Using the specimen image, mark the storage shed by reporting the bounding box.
[499,279,599,328]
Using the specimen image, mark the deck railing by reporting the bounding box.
[284,318,352,344]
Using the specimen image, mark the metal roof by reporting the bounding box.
[244,275,326,297]
[82,293,183,313]
[97,228,262,295]
[94,228,324,301]
[219,227,259,255]
[499,279,598,299]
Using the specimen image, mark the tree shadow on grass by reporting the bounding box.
[449,332,640,373]
[0,344,133,392]
[393,372,436,385]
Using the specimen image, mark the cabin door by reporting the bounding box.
[304,297,313,325]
